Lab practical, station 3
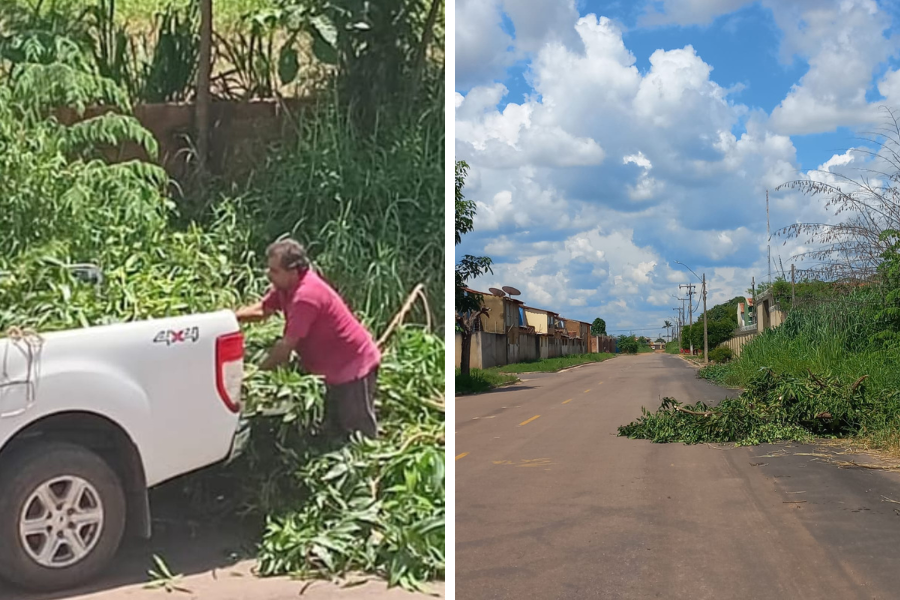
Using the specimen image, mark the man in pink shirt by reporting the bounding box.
[235,239,381,440]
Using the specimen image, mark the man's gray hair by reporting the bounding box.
[267,238,310,272]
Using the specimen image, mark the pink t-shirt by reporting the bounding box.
[262,270,381,385]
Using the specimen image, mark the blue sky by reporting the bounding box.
[455,0,900,336]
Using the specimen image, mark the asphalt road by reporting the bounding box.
[456,352,900,600]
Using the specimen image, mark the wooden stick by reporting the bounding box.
[377,283,427,349]
[851,375,869,392]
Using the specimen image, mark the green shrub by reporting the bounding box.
[617,335,640,354]
[709,347,733,363]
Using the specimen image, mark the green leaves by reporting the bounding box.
[277,43,299,85]
[240,327,444,591]
[256,424,445,591]
[310,15,339,65]
[619,366,898,446]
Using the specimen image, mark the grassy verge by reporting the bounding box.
[455,369,519,394]
[496,353,615,373]
[638,345,654,353]
[666,341,680,354]
[455,353,616,395]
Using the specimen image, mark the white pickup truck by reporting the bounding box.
[0,310,249,592]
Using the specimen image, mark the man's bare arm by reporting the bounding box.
[260,336,299,371]
[235,301,269,324]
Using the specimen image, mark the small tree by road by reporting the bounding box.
[591,317,607,336]
[455,160,492,376]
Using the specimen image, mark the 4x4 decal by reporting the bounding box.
[153,327,200,346]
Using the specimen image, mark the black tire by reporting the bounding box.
[0,441,127,592]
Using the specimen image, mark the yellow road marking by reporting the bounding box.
[562,398,573,404]
[519,415,541,426]
[598,381,604,385]
[456,452,469,460]
[583,389,591,393]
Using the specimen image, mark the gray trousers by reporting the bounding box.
[323,368,379,440]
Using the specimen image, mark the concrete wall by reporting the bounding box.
[719,328,759,358]
[590,336,616,353]
[455,331,510,369]
[538,335,585,359]
[456,330,584,369]
[508,332,538,364]
[56,99,314,183]
[757,293,786,333]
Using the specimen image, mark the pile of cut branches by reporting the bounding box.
[619,368,900,446]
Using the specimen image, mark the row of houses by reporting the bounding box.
[455,287,615,370]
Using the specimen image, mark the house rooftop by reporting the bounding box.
[463,287,524,304]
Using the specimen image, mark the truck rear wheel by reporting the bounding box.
[0,442,126,591]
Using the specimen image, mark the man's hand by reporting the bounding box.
[260,336,299,371]
[235,301,268,324]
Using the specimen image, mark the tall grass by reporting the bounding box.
[718,291,900,395]
[455,368,518,395]
[223,97,444,333]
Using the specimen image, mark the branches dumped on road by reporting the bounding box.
[618,368,900,446]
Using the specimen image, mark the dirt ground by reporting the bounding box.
[0,484,443,600]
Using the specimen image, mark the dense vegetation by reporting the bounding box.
[679,295,744,351]
[0,0,444,589]
[623,244,900,451]
[617,335,640,354]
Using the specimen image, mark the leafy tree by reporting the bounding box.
[616,335,639,354]
[681,320,734,351]
[663,319,672,340]
[591,317,606,336]
[455,160,492,375]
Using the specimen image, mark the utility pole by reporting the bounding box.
[680,283,695,354]
[767,189,772,285]
[197,0,212,175]
[791,263,796,309]
[702,273,709,364]
[751,276,756,327]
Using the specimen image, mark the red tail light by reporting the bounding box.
[216,332,244,413]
